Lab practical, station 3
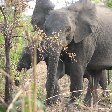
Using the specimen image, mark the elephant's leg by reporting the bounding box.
[99,70,109,97]
[84,70,108,106]
[46,73,58,105]
[69,63,84,102]
[92,71,101,105]
[84,70,100,105]
[99,71,107,90]
[46,79,60,104]
[84,73,93,106]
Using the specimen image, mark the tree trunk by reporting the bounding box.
[4,36,13,104]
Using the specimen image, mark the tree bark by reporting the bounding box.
[0,6,13,104]
[4,36,13,104]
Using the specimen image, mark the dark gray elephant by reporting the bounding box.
[31,0,112,105]
[17,41,108,106]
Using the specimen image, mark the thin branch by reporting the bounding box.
[0,69,13,82]
[6,80,31,112]
[12,35,24,38]
[6,90,23,112]
[0,6,7,24]
[0,96,8,108]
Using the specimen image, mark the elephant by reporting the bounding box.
[17,42,108,106]
[30,0,112,105]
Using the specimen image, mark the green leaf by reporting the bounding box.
[0,105,6,112]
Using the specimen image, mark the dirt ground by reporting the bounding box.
[24,61,112,112]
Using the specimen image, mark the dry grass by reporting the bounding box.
[1,61,112,112]
[26,61,112,112]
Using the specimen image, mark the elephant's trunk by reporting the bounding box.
[46,44,62,105]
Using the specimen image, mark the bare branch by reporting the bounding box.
[0,69,13,83]
[0,6,7,25]
[0,96,8,108]
[12,35,24,38]
[6,90,23,112]
[6,80,31,112]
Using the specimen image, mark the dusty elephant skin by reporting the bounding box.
[30,0,112,106]
[17,41,108,106]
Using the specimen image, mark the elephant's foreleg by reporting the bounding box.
[69,63,84,102]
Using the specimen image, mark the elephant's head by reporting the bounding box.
[17,41,48,72]
[44,0,97,45]
[31,0,54,30]
[17,47,32,71]
[16,41,49,86]
[44,9,76,46]
[31,0,96,45]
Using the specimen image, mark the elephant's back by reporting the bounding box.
[96,6,112,25]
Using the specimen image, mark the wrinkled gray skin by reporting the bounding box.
[17,42,108,106]
[31,0,112,105]
[15,41,107,105]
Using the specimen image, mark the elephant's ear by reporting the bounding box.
[74,16,94,43]
[31,0,54,30]
[69,0,97,43]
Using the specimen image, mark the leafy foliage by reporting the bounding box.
[107,0,112,8]
[0,0,45,111]
[0,105,6,112]
[92,0,101,3]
